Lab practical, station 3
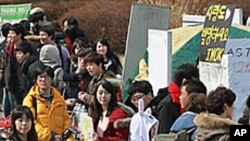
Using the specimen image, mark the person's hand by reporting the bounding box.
[93,132,99,141]
[65,98,76,106]
[75,67,82,74]
[78,91,87,101]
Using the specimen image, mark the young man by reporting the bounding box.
[0,23,11,112]
[128,80,154,112]
[155,63,199,133]
[63,48,92,111]
[15,42,43,93]
[23,66,73,141]
[39,25,70,69]
[78,51,115,106]
[194,86,238,141]
[170,79,207,140]
[179,79,207,110]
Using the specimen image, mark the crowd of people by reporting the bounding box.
[0,6,249,141]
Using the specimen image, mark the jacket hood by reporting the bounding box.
[117,102,135,117]
[194,113,238,129]
[39,44,60,67]
[194,113,238,141]
[113,102,136,129]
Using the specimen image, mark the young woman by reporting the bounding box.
[92,80,128,141]
[93,38,123,77]
[9,105,38,141]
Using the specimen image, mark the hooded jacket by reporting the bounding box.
[39,44,64,91]
[23,85,73,141]
[194,113,238,141]
[39,44,60,67]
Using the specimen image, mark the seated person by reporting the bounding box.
[170,79,207,132]
[91,80,129,141]
[23,66,73,141]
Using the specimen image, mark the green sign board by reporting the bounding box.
[0,3,31,26]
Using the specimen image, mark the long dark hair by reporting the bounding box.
[94,38,121,63]
[94,80,118,119]
[11,105,38,141]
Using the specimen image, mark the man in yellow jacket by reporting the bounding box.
[23,66,73,141]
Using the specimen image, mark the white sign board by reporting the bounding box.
[200,39,250,121]
[148,30,172,96]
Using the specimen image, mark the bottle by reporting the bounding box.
[79,112,93,141]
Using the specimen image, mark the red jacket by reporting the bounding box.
[97,107,129,141]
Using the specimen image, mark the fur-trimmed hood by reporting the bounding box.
[194,113,238,141]
[113,102,136,129]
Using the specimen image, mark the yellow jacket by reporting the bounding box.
[23,85,73,141]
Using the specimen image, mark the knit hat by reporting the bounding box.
[39,44,60,67]
[15,42,32,54]
[30,7,45,15]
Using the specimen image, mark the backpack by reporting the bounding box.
[154,127,196,141]
[54,30,68,69]
[52,65,64,92]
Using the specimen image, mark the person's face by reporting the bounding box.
[77,57,85,69]
[74,44,82,55]
[96,42,108,57]
[97,85,111,106]
[8,30,21,43]
[39,31,52,44]
[38,16,46,27]
[63,20,69,31]
[86,62,102,77]
[15,114,32,135]
[131,92,153,109]
[15,51,29,64]
[180,85,189,109]
[36,73,52,90]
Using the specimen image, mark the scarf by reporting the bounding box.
[168,81,185,114]
[6,41,14,56]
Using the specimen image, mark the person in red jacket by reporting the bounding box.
[92,80,129,141]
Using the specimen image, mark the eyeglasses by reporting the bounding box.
[131,94,146,104]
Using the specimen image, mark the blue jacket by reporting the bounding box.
[170,111,196,140]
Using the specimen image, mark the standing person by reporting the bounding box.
[15,42,43,96]
[28,7,46,35]
[156,63,199,133]
[63,17,90,47]
[4,23,26,116]
[194,86,238,141]
[91,80,129,141]
[0,23,11,112]
[9,105,38,141]
[23,66,73,141]
[93,38,123,77]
